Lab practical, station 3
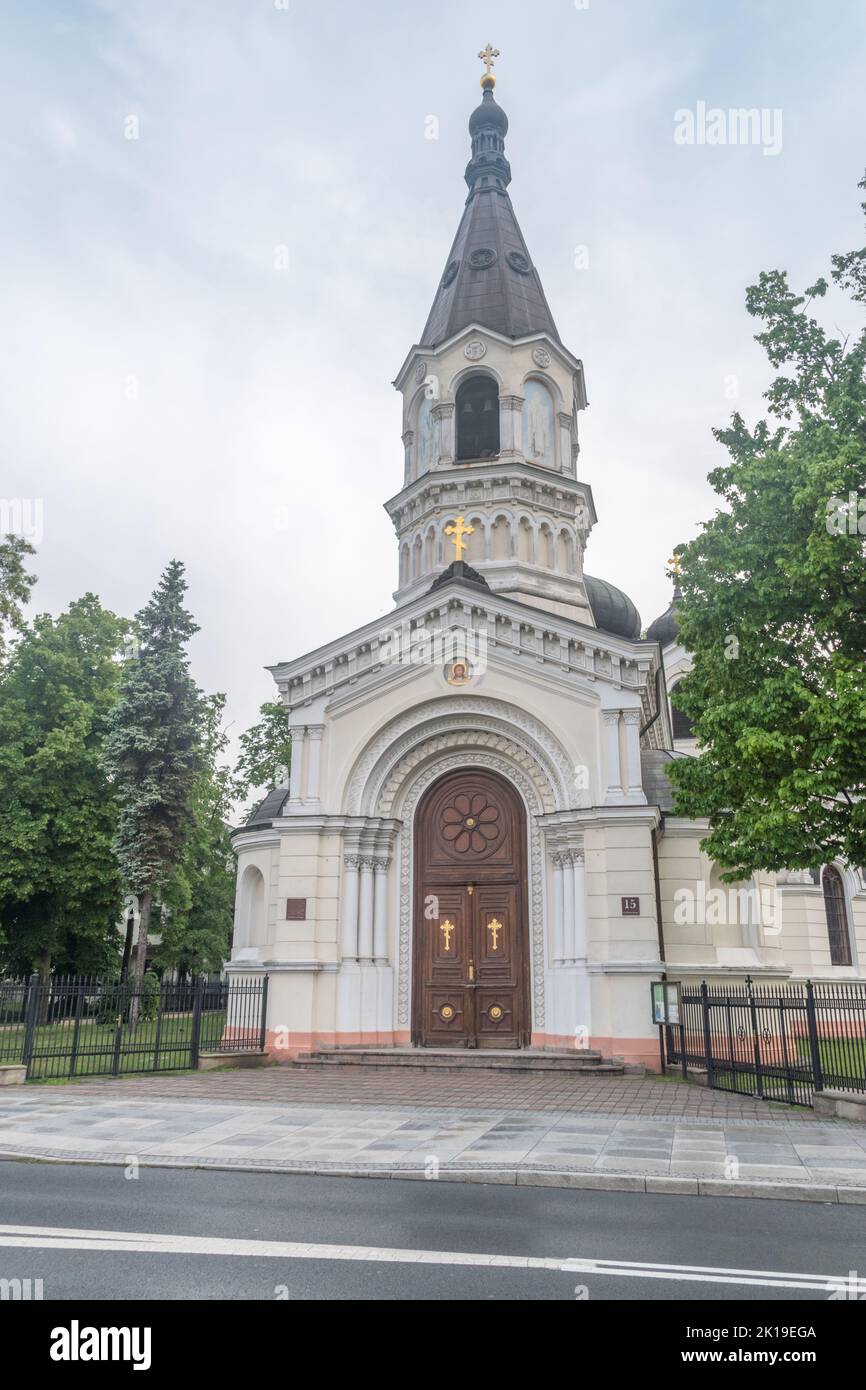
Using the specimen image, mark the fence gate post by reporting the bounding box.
[700,981,715,1087]
[746,975,764,1099]
[190,979,203,1069]
[804,979,824,1095]
[259,975,270,1054]
[22,973,40,1076]
[69,983,84,1078]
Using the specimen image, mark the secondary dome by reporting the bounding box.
[583,574,641,640]
[647,590,681,647]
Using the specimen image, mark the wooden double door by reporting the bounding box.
[413,768,529,1049]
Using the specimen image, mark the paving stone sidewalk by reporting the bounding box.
[2,1089,866,1202]
[24,1065,819,1118]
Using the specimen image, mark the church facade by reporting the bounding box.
[229,62,866,1067]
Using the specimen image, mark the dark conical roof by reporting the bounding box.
[419,83,560,347]
[583,574,641,640]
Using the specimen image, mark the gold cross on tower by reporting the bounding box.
[478,44,500,77]
[668,553,682,580]
[445,516,474,562]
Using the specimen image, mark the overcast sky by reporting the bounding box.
[1,0,864,762]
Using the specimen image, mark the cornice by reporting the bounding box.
[383,459,597,528]
[267,581,662,712]
[392,326,587,397]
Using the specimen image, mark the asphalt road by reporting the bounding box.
[1,1159,864,1301]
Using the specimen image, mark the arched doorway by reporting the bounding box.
[412,767,529,1048]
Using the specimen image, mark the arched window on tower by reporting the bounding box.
[670,682,695,740]
[456,376,499,461]
[822,865,853,966]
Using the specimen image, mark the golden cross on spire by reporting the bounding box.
[668,553,682,580]
[478,43,500,77]
[445,516,474,561]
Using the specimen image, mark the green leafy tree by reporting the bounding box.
[0,534,36,664]
[0,595,128,977]
[102,561,203,1008]
[233,699,292,817]
[155,693,236,975]
[669,175,866,878]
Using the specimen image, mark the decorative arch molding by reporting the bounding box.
[820,861,857,968]
[394,749,547,1030]
[236,862,266,951]
[447,361,504,397]
[345,697,574,817]
[521,370,564,409]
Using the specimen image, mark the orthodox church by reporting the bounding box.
[229,55,866,1066]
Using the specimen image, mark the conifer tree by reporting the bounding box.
[103,561,203,1008]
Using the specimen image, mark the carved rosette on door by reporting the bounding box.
[413,768,529,1048]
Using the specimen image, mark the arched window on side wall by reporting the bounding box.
[670,682,694,740]
[456,376,499,461]
[822,865,852,966]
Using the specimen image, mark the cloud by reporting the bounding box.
[2,0,865,765]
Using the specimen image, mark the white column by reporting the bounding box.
[434,402,455,465]
[402,429,414,485]
[287,725,305,805]
[499,394,523,457]
[304,725,324,804]
[372,859,389,963]
[557,412,572,474]
[553,854,566,965]
[622,708,645,801]
[562,851,576,964]
[602,710,624,802]
[571,851,587,961]
[339,855,361,961]
[358,859,375,963]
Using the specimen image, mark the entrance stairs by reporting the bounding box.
[291,1046,631,1076]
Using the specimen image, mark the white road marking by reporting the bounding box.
[0,1223,861,1292]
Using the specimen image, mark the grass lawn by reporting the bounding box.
[1,1010,230,1079]
[795,1036,866,1087]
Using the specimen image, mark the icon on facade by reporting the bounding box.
[444,658,473,686]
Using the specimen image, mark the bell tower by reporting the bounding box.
[386,49,597,625]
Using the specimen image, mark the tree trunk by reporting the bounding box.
[120,914,135,981]
[127,889,151,1028]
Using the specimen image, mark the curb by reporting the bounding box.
[2,1146,864,1203]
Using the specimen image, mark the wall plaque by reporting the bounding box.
[285,899,307,920]
[621,896,640,916]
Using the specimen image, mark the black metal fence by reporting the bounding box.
[0,974,269,1080]
[664,978,866,1107]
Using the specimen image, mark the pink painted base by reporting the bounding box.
[531,1032,660,1068]
[263,1030,660,1068]
[262,1029,411,1061]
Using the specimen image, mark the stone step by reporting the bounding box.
[291,1047,626,1075]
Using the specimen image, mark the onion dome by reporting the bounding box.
[469,86,509,139]
[647,586,681,647]
[583,574,641,641]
